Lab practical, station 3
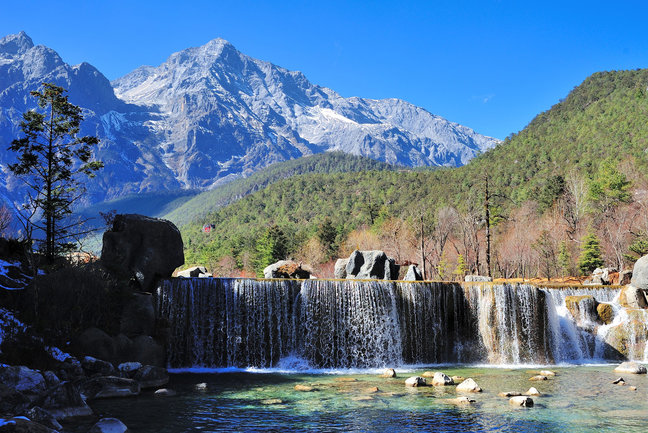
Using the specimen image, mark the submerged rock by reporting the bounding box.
[529,375,548,381]
[294,384,316,392]
[509,396,534,407]
[261,398,283,405]
[446,396,476,405]
[456,378,481,392]
[614,362,647,374]
[539,370,556,376]
[154,388,177,397]
[89,417,129,433]
[405,376,426,387]
[498,391,522,397]
[451,376,465,384]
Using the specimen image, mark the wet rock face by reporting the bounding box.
[565,295,600,325]
[101,214,184,291]
[0,366,46,397]
[618,285,648,309]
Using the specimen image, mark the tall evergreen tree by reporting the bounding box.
[9,83,103,263]
[254,224,288,276]
[578,231,604,275]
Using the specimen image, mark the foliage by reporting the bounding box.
[558,240,571,276]
[588,159,632,211]
[8,83,103,262]
[453,254,468,279]
[316,217,338,261]
[624,236,648,264]
[254,224,289,276]
[578,231,604,274]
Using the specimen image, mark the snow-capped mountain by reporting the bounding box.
[0,32,499,206]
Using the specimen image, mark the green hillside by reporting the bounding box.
[181,69,648,275]
[163,152,395,226]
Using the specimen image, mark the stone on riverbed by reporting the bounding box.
[539,370,556,376]
[294,384,316,392]
[614,362,647,374]
[451,376,465,384]
[446,396,476,405]
[498,391,522,397]
[89,417,129,433]
[612,377,625,385]
[509,396,534,407]
[38,382,94,420]
[133,365,169,388]
[456,378,482,392]
[405,376,426,387]
[529,375,548,381]
[380,368,397,378]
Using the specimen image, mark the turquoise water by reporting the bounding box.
[88,366,648,432]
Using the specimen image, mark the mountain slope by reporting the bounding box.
[162,151,395,226]
[181,69,648,267]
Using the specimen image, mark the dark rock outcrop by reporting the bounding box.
[37,382,93,420]
[78,376,140,400]
[119,292,155,338]
[133,365,169,389]
[81,356,115,377]
[101,214,184,291]
[344,250,399,280]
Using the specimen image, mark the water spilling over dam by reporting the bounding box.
[156,278,635,369]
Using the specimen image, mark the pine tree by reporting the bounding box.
[316,217,337,260]
[558,240,571,276]
[9,83,103,263]
[453,254,468,280]
[578,232,604,275]
[624,236,648,264]
[254,224,288,276]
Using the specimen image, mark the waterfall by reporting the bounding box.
[157,278,631,369]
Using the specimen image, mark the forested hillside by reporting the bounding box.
[182,69,648,279]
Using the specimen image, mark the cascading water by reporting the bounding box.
[157,278,635,369]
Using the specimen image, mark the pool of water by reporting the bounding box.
[86,365,648,432]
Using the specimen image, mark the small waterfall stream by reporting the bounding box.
[157,278,633,369]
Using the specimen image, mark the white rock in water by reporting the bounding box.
[456,378,482,392]
[431,372,454,386]
[89,417,129,433]
[509,396,534,407]
[195,382,208,390]
[154,388,177,397]
[405,376,426,387]
[539,370,556,376]
[614,362,647,374]
[525,387,541,396]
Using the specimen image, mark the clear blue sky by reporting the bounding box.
[2,0,648,140]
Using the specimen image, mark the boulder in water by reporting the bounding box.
[177,266,211,278]
[133,365,168,389]
[451,376,465,384]
[618,285,648,309]
[89,418,129,433]
[525,387,541,396]
[431,372,454,386]
[37,382,94,420]
[509,396,534,407]
[154,388,177,397]
[405,376,426,387]
[101,214,184,291]
[263,260,311,279]
[596,303,614,324]
[612,377,625,384]
[78,376,140,400]
[564,296,599,325]
[629,385,637,391]
[614,361,647,374]
[498,391,522,397]
[334,259,348,279]
[456,378,481,392]
[404,265,423,281]
[380,368,397,378]
[539,370,556,376]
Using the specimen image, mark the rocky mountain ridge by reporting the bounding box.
[0,31,499,207]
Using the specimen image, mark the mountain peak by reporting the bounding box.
[0,31,34,56]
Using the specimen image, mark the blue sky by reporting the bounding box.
[2,0,648,140]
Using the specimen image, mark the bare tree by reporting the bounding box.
[0,204,11,237]
[560,169,588,241]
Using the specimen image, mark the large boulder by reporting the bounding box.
[263,260,311,279]
[38,382,93,420]
[618,285,648,309]
[81,356,115,377]
[564,295,599,325]
[177,266,211,278]
[584,267,615,285]
[0,383,30,415]
[631,255,648,290]
[456,378,482,392]
[0,366,46,398]
[78,376,140,400]
[72,328,117,363]
[119,292,155,338]
[614,361,647,374]
[24,407,63,431]
[431,372,454,386]
[345,250,399,280]
[334,259,348,279]
[404,265,423,281]
[101,214,184,291]
[133,365,168,389]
